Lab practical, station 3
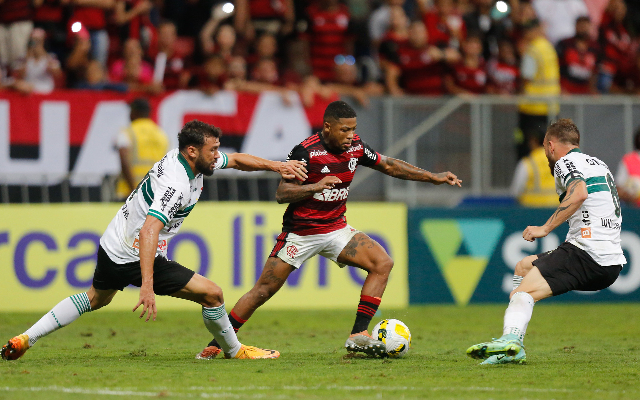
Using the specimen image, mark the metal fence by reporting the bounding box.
[2,95,639,204]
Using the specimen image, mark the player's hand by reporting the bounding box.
[279,160,307,181]
[133,284,157,322]
[314,176,342,192]
[522,225,550,242]
[433,171,462,187]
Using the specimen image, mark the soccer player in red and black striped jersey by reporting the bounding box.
[197,101,462,359]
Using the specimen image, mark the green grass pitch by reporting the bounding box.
[1,304,639,400]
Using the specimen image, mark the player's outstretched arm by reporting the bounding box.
[370,155,462,186]
[275,176,342,204]
[523,179,588,242]
[225,153,308,181]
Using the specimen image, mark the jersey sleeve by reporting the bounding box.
[147,181,188,226]
[213,151,229,170]
[358,139,381,167]
[286,144,309,163]
[554,156,585,191]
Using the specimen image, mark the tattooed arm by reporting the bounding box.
[275,176,342,204]
[370,155,462,186]
[522,179,588,242]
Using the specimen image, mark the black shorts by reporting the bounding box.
[533,242,622,296]
[92,246,195,295]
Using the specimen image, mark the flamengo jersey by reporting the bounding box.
[100,148,229,263]
[283,132,381,235]
[554,148,626,266]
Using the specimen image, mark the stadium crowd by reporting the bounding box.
[1,0,640,103]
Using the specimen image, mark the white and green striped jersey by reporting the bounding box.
[100,148,229,263]
[553,149,626,266]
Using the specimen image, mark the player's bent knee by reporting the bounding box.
[202,282,224,308]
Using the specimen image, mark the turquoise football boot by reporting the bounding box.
[466,334,523,360]
[480,348,526,365]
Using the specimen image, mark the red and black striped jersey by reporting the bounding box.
[282,132,381,235]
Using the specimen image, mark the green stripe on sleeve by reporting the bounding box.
[148,209,168,226]
[587,184,609,194]
[586,176,607,185]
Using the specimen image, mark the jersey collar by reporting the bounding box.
[567,148,582,154]
[178,152,196,180]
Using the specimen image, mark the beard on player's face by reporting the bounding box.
[195,153,215,176]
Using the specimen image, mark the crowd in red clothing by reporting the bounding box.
[1,0,640,103]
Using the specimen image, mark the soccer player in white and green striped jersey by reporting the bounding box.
[467,118,626,364]
[2,120,307,361]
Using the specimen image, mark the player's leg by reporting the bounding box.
[2,246,123,361]
[196,257,295,359]
[168,266,280,360]
[2,286,116,361]
[328,231,393,356]
[512,254,538,290]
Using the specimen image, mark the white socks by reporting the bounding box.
[503,291,535,342]
[513,275,524,290]
[202,304,241,357]
[24,293,92,347]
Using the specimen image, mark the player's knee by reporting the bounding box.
[202,282,224,308]
[371,256,393,277]
[253,284,277,306]
[515,259,533,276]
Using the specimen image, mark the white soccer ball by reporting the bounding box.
[371,319,411,358]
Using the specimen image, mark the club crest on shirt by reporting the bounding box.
[348,158,357,172]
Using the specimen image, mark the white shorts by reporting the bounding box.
[270,225,360,268]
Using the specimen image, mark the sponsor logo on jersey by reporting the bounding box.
[581,227,592,238]
[310,150,328,158]
[346,144,363,154]
[321,166,330,173]
[601,218,621,230]
[364,148,376,160]
[286,244,298,258]
[160,188,177,211]
[167,194,183,219]
[157,156,166,178]
[313,187,350,201]
[348,158,357,172]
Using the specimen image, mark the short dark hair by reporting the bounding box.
[546,118,580,146]
[323,100,357,123]
[576,15,591,24]
[129,98,150,119]
[178,120,221,150]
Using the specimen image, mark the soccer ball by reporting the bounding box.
[371,319,411,357]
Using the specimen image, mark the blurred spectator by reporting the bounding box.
[113,0,157,54]
[201,3,236,57]
[556,16,598,94]
[616,128,640,207]
[114,98,168,201]
[251,57,280,84]
[597,0,633,93]
[515,18,560,160]
[532,0,589,45]
[0,0,35,71]
[33,0,71,62]
[109,37,160,93]
[324,59,384,106]
[10,28,62,94]
[65,25,92,87]
[234,0,294,41]
[75,59,128,91]
[151,20,191,90]
[227,55,247,80]
[369,0,405,53]
[487,38,519,94]
[380,20,460,96]
[68,0,116,67]
[614,51,640,94]
[463,0,508,60]
[247,32,278,68]
[302,0,354,83]
[444,33,487,94]
[419,0,466,49]
[510,130,558,207]
[195,54,227,95]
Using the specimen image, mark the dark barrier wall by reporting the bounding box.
[409,207,640,304]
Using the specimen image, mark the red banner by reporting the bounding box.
[0,90,335,185]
